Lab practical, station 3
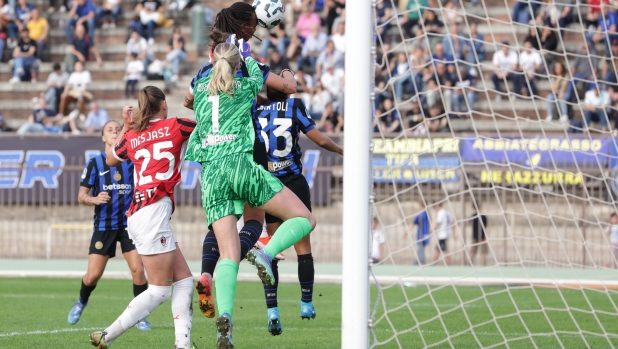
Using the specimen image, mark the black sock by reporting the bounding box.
[298,253,314,303]
[239,220,262,261]
[133,283,148,297]
[79,279,96,304]
[202,230,220,276]
[264,259,279,308]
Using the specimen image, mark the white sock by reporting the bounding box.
[104,285,172,344]
[172,276,194,349]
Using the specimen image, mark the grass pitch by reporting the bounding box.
[1,277,618,348]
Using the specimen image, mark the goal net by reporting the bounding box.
[365,0,618,347]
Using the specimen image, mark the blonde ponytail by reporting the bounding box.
[207,42,241,98]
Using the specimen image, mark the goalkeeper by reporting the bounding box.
[185,41,316,349]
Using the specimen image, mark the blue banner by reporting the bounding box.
[372,138,460,183]
[460,137,613,169]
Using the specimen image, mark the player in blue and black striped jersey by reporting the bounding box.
[255,70,343,335]
[67,120,151,331]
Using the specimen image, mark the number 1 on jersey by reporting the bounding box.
[208,95,220,132]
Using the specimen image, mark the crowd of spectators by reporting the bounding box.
[0,0,186,133]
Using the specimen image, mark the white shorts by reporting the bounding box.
[127,196,177,255]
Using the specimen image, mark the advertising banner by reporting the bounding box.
[372,137,460,183]
[0,135,338,205]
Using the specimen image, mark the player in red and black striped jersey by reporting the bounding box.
[89,86,196,349]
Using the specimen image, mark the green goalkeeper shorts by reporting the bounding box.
[200,152,284,228]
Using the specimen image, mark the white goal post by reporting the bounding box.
[341,0,373,348]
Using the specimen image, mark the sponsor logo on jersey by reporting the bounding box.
[102,183,133,191]
[201,134,238,147]
[268,159,293,172]
[99,170,110,176]
[196,83,208,93]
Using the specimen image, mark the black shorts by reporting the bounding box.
[436,239,448,252]
[253,137,268,170]
[265,173,312,224]
[89,229,135,258]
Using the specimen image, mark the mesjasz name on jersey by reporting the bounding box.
[130,127,172,149]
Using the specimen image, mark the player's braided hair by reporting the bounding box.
[209,2,256,47]
[133,86,166,133]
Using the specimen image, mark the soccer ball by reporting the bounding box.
[252,0,285,29]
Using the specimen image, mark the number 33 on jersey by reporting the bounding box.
[256,97,316,177]
[113,117,196,216]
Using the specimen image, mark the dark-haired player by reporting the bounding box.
[256,70,343,335]
[183,1,299,320]
[68,120,150,331]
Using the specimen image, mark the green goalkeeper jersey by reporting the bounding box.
[185,57,263,163]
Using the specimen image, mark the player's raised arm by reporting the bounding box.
[305,128,343,155]
[106,105,133,166]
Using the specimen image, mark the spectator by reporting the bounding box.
[410,27,430,55]
[316,40,343,78]
[468,202,488,266]
[432,43,454,66]
[329,20,345,53]
[41,114,79,134]
[133,0,165,45]
[260,23,290,59]
[324,0,344,35]
[517,39,542,96]
[539,25,558,66]
[377,98,401,134]
[442,24,463,61]
[411,201,430,265]
[64,24,102,73]
[295,2,321,39]
[537,0,574,35]
[84,101,109,134]
[375,0,392,43]
[523,25,541,50]
[65,0,96,43]
[392,52,411,102]
[0,0,12,59]
[606,213,618,268]
[321,61,344,102]
[0,112,4,132]
[585,0,610,29]
[58,61,93,118]
[295,69,315,102]
[583,84,611,132]
[420,10,444,46]
[317,102,343,133]
[402,0,428,39]
[491,41,519,101]
[165,26,185,81]
[268,50,290,73]
[432,202,454,265]
[16,98,55,134]
[512,0,540,24]
[463,22,486,64]
[425,102,448,132]
[45,63,69,113]
[425,62,454,112]
[442,0,461,25]
[96,0,122,29]
[405,97,427,134]
[546,61,570,122]
[308,81,331,119]
[570,43,598,98]
[125,52,143,98]
[585,2,612,56]
[127,29,152,71]
[26,8,47,60]
[13,0,34,33]
[451,67,477,113]
[298,24,327,73]
[8,28,37,83]
[371,217,385,263]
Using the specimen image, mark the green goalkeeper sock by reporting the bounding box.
[214,259,239,319]
[264,217,313,258]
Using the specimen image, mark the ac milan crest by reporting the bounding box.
[161,236,167,246]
